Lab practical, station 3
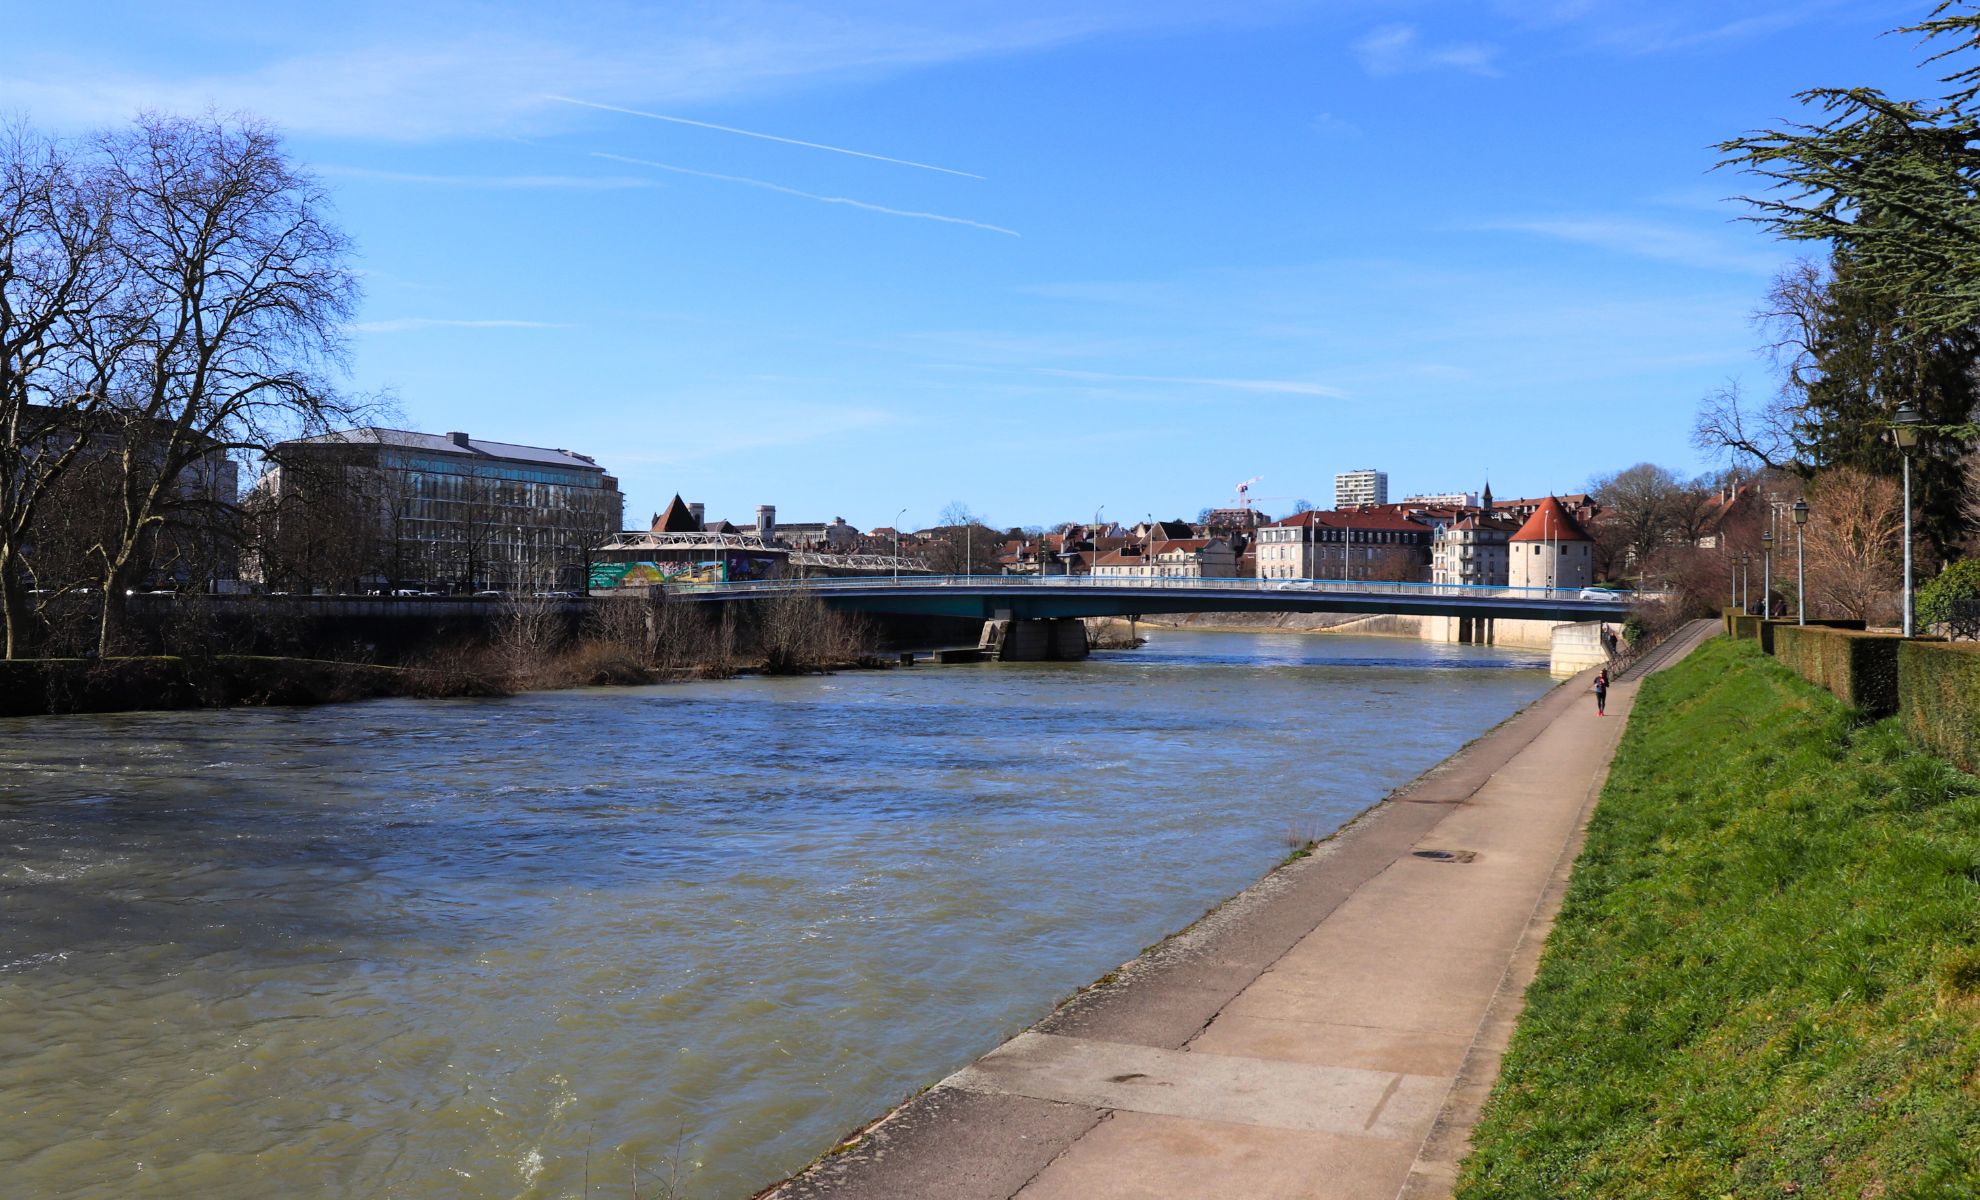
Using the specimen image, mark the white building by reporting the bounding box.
[1403,491,1480,508]
[1093,538,1237,580]
[1253,510,1432,580]
[1334,469,1389,508]
[1432,515,1517,587]
[1508,496,1595,590]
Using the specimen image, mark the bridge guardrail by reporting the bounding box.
[670,575,1651,608]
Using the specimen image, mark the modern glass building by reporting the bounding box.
[254,428,623,593]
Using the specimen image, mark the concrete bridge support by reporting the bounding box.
[1549,621,1612,677]
[979,617,1090,662]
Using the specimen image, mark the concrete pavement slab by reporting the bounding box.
[1013,1112,1423,1200]
[947,1031,1445,1141]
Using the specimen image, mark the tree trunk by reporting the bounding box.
[96,553,135,657]
[0,544,26,659]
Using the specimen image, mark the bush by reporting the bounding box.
[1898,639,1980,772]
[1770,625,1900,716]
[1758,617,1865,655]
[1917,560,1980,640]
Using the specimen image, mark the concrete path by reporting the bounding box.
[763,623,1715,1200]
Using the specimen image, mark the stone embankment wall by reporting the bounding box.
[1140,610,1622,676]
[1141,610,1573,651]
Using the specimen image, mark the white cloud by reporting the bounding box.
[346,318,569,334]
[1482,216,1782,274]
[1029,367,1346,397]
[315,165,666,190]
[546,96,985,179]
[1354,24,1500,77]
[593,152,1020,237]
[3,3,1297,142]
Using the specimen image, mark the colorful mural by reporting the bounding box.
[590,553,783,588]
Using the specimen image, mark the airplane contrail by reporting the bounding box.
[592,153,1019,237]
[549,96,986,180]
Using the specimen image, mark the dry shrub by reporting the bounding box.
[406,643,515,698]
[497,593,566,686]
[755,589,871,674]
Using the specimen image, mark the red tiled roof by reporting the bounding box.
[1264,510,1430,533]
[1509,496,1593,543]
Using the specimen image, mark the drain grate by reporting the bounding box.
[1411,849,1477,863]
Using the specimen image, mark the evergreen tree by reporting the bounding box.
[1794,257,1978,558]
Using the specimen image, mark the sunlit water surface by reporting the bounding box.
[1,631,1551,1199]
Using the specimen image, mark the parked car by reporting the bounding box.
[533,590,578,599]
[471,590,508,598]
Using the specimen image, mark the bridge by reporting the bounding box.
[671,575,1638,663]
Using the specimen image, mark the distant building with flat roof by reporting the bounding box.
[1334,469,1388,509]
[1402,490,1479,508]
[255,427,622,593]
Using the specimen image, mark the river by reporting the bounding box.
[0,630,1553,1199]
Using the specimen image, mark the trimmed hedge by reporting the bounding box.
[1757,617,1865,655]
[1728,614,1764,641]
[1898,640,1980,772]
[1770,625,1901,716]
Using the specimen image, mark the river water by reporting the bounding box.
[1,630,1551,1199]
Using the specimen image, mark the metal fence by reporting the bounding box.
[670,574,1648,608]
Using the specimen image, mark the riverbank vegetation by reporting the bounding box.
[2,591,882,717]
[1457,637,1980,1197]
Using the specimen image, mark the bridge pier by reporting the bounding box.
[1549,621,1611,677]
[978,617,1090,662]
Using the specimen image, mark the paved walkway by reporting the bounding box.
[765,623,1716,1200]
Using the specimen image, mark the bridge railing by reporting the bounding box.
[669,574,1649,607]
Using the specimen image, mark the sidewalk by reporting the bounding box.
[766,624,1714,1200]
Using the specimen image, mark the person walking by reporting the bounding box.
[1592,668,1609,717]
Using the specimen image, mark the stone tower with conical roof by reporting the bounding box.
[1507,495,1593,590]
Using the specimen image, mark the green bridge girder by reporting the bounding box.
[674,583,1633,625]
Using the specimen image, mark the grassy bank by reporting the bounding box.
[1458,637,1980,1198]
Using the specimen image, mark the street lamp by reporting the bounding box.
[1740,553,1751,614]
[1761,529,1774,619]
[894,506,907,581]
[1792,498,1809,625]
[1892,404,1923,637]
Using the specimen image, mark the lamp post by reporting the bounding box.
[894,506,907,581]
[1761,528,1774,619]
[1892,404,1923,637]
[1730,543,1738,612]
[1792,498,1809,625]
[1740,553,1750,614]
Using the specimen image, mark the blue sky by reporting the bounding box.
[7,0,1937,530]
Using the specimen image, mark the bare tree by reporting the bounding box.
[1587,463,1684,579]
[1693,380,1797,472]
[0,123,122,657]
[755,588,870,674]
[85,114,360,652]
[1803,467,1904,623]
[922,501,1002,576]
[497,591,564,686]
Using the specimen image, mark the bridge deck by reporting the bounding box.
[668,576,1636,624]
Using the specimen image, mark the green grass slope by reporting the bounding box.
[1458,637,1980,1199]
